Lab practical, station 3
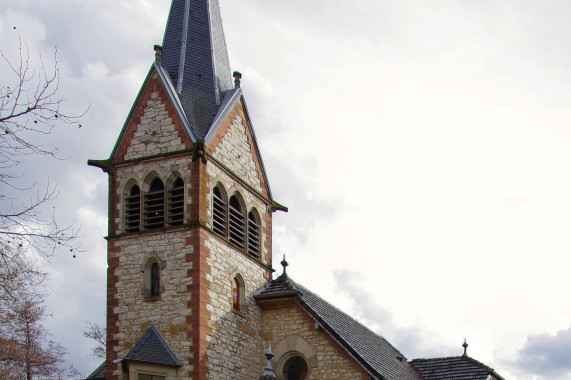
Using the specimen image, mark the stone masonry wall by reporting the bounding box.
[109,230,195,380]
[203,235,268,379]
[109,155,196,379]
[211,114,262,193]
[124,88,188,161]
[262,305,370,380]
[201,99,273,378]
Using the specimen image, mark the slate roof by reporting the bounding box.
[254,274,421,380]
[410,356,505,380]
[85,360,106,380]
[124,325,182,367]
[161,0,233,139]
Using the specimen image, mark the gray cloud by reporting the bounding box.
[514,326,571,380]
[332,269,452,360]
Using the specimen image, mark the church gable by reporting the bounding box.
[262,304,371,380]
[207,98,269,197]
[113,69,192,162]
[255,270,422,380]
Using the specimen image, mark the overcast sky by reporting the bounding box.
[1,0,571,378]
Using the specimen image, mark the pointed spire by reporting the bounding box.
[160,0,233,138]
[462,339,469,356]
[258,343,277,380]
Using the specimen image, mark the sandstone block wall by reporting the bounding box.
[113,71,192,164]
[262,305,370,380]
[124,90,185,160]
[109,229,195,380]
[203,235,268,379]
[108,154,197,379]
[211,114,262,193]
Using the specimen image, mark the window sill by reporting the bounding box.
[232,309,246,318]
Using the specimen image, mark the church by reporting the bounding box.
[86,1,506,379]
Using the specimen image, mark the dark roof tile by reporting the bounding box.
[160,0,233,139]
[410,356,505,380]
[124,325,181,367]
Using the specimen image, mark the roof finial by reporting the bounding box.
[154,45,163,61]
[233,71,242,88]
[462,339,468,356]
[281,255,288,276]
[258,343,277,380]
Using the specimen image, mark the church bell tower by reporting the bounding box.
[88,1,285,378]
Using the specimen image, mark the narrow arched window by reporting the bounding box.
[150,262,160,298]
[232,277,240,311]
[228,195,245,248]
[168,177,184,226]
[145,178,165,229]
[232,275,244,312]
[125,185,141,232]
[247,209,260,257]
[212,185,227,236]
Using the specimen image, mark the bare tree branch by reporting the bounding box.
[83,321,106,359]
[0,30,86,296]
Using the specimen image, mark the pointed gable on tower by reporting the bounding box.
[110,66,194,162]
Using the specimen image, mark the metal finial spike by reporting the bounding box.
[233,71,242,88]
[462,339,468,356]
[265,343,274,362]
[281,254,288,276]
[154,45,163,61]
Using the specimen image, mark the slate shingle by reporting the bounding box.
[124,325,181,367]
[410,356,505,380]
[161,0,233,139]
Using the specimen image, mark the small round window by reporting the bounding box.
[283,356,308,380]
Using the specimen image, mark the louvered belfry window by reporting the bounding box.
[228,195,246,248]
[247,210,260,256]
[212,185,227,236]
[145,178,165,229]
[168,178,184,226]
[125,185,141,232]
